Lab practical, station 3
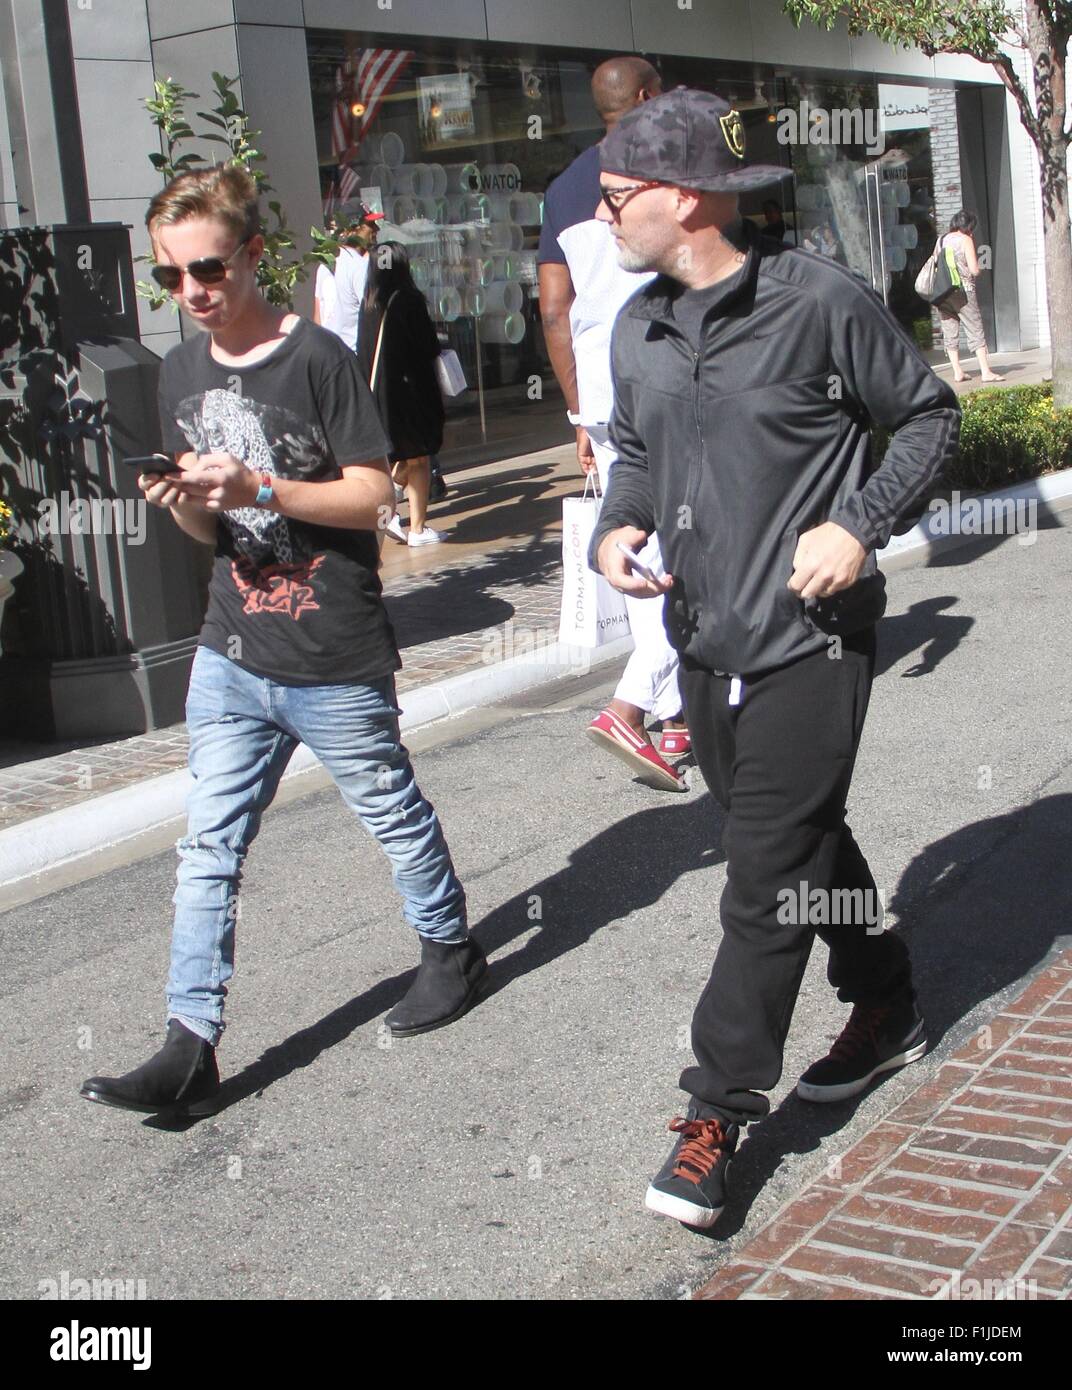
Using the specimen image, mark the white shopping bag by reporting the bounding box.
[435,348,467,397]
[558,473,630,648]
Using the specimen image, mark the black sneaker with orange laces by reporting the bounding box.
[645,1104,740,1228]
[796,994,927,1103]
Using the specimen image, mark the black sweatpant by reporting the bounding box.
[678,628,912,1125]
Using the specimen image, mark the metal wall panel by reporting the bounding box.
[486,0,633,49]
[934,51,997,83]
[234,0,303,22]
[73,59,160,202]
[745,0,851,70]
[67,0,152,60]
[630,0,753,63]
[146,1,236,41]
[235,22,323,314]
[847,32,933,81]
[302,0,488,41]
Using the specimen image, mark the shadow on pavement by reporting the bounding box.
[875,596,973,678]
[154,792,724,1127]
[704,792,1072,1239]
[384,536,561,649]
[477,793,725,991]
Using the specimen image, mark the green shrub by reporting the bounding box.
[872,384,1072,492]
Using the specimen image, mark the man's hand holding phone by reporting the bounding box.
[596,525,673,598]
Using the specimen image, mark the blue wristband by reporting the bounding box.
[254,471,274,508]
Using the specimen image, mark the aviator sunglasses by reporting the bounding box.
[150,237,251,292]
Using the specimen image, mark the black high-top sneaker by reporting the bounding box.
[385,936,488,1037]
[797,995,927,1103]
[645,1103,740,1229]
[80,1019,220,1116]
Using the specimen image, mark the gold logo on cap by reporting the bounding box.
[720,109,745,159]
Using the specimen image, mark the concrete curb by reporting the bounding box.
[877,468,1072,571]
[0,635,634,891]
[3,467,1070,892]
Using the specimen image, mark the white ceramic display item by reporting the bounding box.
[481,312,525,344]
[486,222,524,251]
[484,279,523,315]
[511,193,542,225]
[391,196,419,224]
[443,163,482,193]
[365,131,405,167]
[436,287,462,321]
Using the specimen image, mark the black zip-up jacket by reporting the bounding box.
[590,221,961,678]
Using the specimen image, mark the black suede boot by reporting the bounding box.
[385,936,488,1037]
[80,1019,220,1115]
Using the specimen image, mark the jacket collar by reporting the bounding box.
[627,217,766,325]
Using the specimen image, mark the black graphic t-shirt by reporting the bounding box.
[158,316,399,686]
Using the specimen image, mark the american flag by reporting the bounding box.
[338,164,359,203]
[332,47,413,165]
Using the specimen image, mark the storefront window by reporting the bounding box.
[307,31,613,465]
[307,34,947,466]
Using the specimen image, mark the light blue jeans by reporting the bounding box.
[167,645,468,1044]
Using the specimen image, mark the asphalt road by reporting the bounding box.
[2,521,1070,1301]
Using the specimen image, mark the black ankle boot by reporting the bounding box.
[385,936,488,1037]
[80,1019,221,1115]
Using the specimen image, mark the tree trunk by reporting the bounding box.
[1024,2,1072,408]
[1042,185,1072,410]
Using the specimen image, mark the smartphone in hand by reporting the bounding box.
[122,453,181,474]
[615,539,661,585]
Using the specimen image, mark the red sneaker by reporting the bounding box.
[658,726,691,757]
[586,708,686,793]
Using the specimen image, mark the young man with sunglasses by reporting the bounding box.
[80,164,486,1119]
[590,89,960,1229]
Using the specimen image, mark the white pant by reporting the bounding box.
[588,427,681,720]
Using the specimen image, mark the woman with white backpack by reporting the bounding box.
[925,210,1004,385]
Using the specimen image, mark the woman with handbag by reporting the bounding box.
[933,210,1004,384]
[357,242,447,547]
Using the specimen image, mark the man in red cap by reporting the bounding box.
[590,87,960,1229]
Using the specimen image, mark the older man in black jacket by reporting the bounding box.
[590,88,961,1230]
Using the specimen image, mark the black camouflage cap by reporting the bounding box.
[600,86,789,193]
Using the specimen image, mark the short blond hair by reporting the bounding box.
[146,164,261,246]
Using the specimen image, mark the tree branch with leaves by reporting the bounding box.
[139,72,338,311]
[784,2,1072,408]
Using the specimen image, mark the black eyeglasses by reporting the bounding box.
[599,181,660,216]
[150,238,251,292]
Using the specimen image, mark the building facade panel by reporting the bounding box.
[744,0,852,69]
[73,59,160,202]
[302,0,489,41]
[146,0,237,41]
[236,22,325,314]
[234,0,304,23]
[629,0,754,63]
[487,0,633,49]
[67,0,152,61]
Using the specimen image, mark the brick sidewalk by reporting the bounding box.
[696,953,1072,1301]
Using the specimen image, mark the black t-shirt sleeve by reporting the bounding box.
[316,351,392,466]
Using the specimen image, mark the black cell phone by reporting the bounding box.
[123,453,182,474]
